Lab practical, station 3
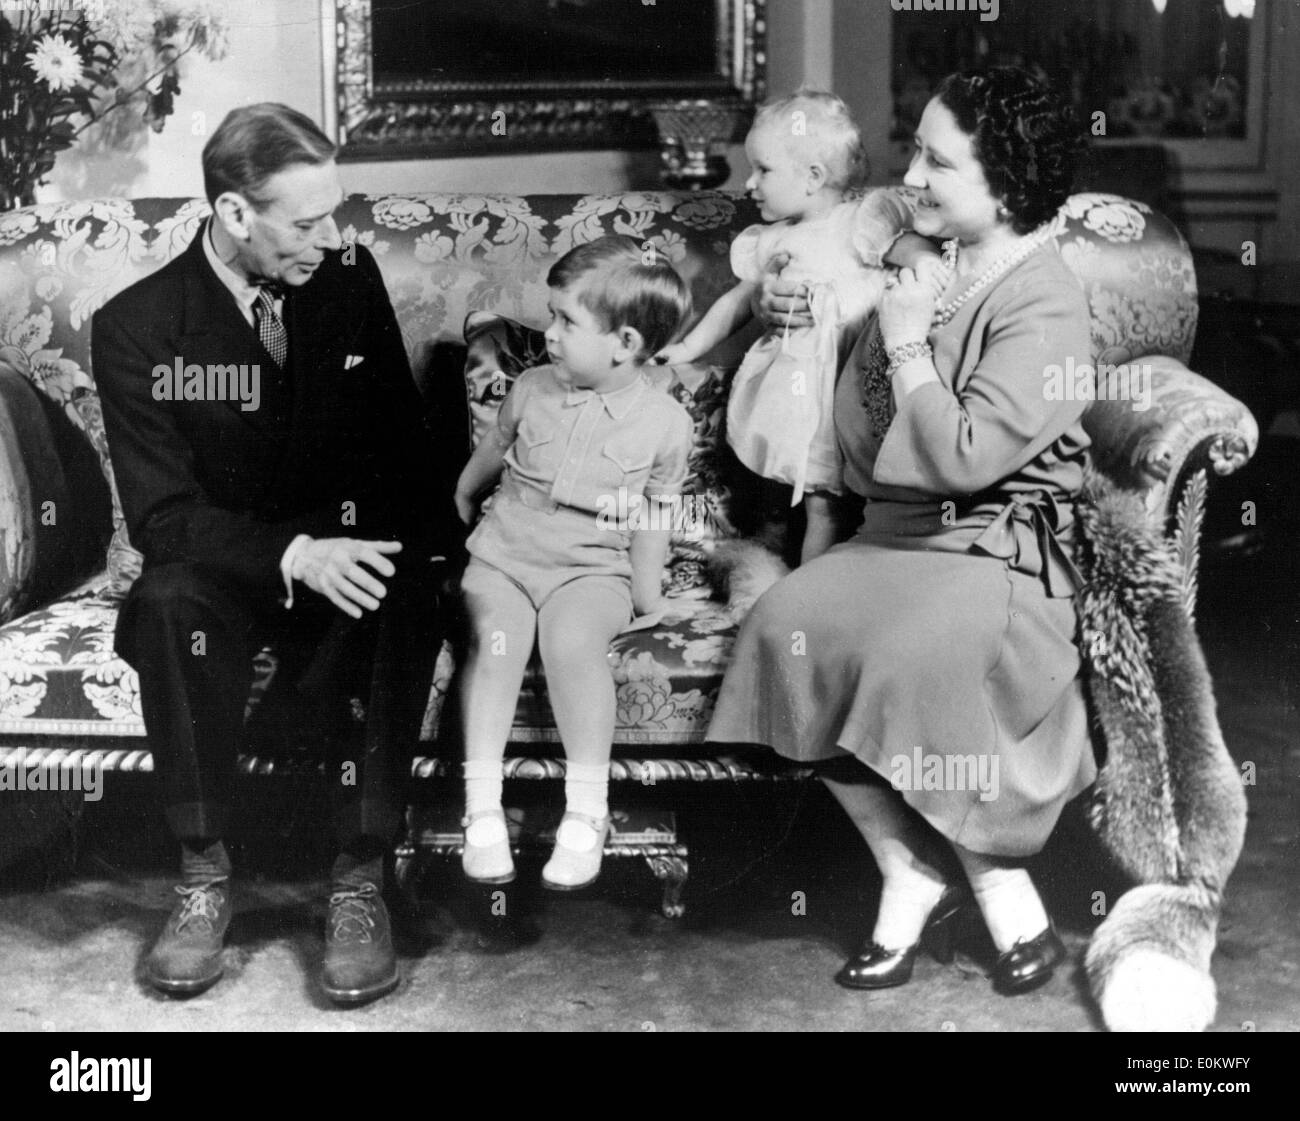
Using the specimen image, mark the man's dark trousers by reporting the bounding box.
[115,551,441,849]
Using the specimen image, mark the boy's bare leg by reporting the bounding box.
[537,578,629,770]
[457,563,537,881]
[536,578,630,886]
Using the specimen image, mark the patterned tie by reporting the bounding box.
[253,285,288,369]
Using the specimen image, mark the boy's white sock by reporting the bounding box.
[464,758,503,818]
[563,760,609,821]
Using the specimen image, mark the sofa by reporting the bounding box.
[0,190,1258,923]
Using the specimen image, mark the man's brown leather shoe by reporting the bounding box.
[320,881,399,1005]
[145,881,232,995]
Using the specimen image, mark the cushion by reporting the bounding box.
[0,370,43,624]
[460,312,743,588]
[0,252,141,597]
[0,364,113,619]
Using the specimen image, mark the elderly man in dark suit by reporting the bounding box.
[93,103,456,1005]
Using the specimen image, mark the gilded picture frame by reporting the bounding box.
[321,0,767,160]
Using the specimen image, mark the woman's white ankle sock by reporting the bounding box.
[464,758,503,817]
[563,761,610,821]
[873,872,946,951]
[969,865,1049,953]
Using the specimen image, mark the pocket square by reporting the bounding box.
[344,354,365,369]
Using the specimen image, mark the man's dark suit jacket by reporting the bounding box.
[93,222,454,604]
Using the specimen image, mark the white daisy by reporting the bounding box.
[25,34,85,94]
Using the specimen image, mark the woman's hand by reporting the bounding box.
[756,252,814,330]
[879,260,942,350]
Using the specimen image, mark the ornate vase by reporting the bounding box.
[649,100,751,192]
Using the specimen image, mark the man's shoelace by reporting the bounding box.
[328,882,380,943]
[172,883,225,935]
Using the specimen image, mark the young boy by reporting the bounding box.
[453,235,695,890]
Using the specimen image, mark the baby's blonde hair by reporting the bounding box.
[752,88,869,192]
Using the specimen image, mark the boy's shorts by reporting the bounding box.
[465,477,633,615]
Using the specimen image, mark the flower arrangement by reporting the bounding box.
[0,1,229,209]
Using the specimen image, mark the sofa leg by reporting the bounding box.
[647,853,688,919]
[393,846,415,895]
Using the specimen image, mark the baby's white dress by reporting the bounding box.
[726,189,912,502]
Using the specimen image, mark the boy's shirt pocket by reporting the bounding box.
[595,440,655,494]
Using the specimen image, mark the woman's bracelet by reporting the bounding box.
[885,340,933,376]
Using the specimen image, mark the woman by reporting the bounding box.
[707,68,1094,995]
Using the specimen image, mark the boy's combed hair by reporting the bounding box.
[547,235,692,358]
[754,88,870,192]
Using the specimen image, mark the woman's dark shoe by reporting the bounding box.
[992,924,1067,995]
[835,885,970,990]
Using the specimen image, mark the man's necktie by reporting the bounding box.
[253,285,288,369]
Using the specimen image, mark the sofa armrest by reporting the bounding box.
[1082,355,1258,524]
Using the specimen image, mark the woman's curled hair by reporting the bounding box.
[936,68,1085,234]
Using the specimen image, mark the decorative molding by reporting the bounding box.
[322,0,766,160]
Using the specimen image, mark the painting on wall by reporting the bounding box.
[326,0,767,159]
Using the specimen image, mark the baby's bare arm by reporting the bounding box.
[657,279,759,364]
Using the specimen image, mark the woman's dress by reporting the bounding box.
[706,242,1098,857]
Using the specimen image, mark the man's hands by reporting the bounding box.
[293,537,402,619]
[879,256,947,350]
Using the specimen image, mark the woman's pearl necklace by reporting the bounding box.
[931,224,1056,327]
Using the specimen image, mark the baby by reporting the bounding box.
[454,235,695,891]
[658,89,931,562]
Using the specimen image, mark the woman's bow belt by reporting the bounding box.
[968,489,1082,598]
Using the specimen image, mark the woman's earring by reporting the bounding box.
[998,204,1012,220]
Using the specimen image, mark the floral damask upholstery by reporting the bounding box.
[0,190,1258,751]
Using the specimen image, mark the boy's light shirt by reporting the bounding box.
[493,364,693,517]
